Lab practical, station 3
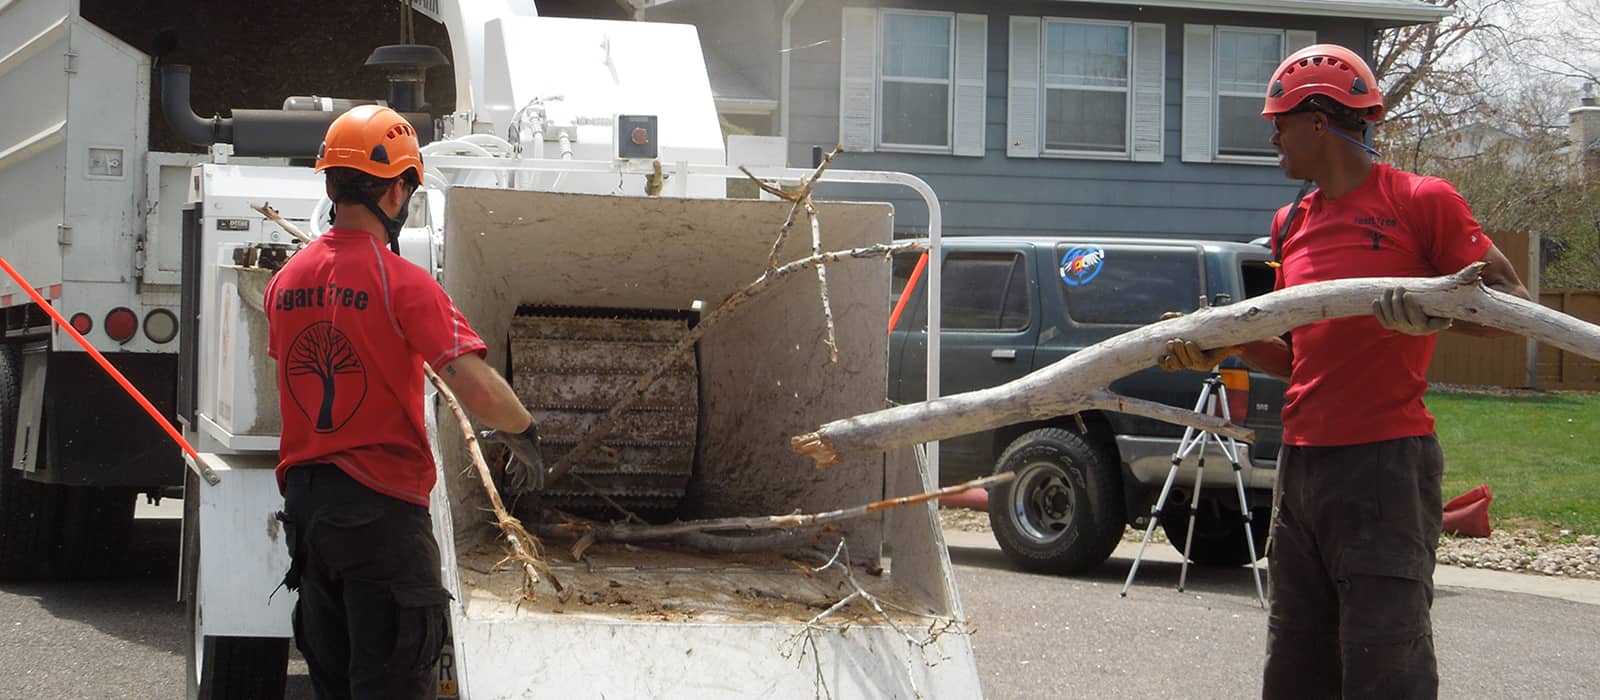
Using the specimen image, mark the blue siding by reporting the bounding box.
[778,0,1375,242]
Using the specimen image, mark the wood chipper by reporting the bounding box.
[143,2,979,696]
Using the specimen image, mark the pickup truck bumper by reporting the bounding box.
[1115,435,1277,494]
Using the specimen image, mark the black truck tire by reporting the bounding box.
[0,345,60,580]
[988,428,1126,575]
[1160,500,1270,567]
[183,470,290,700]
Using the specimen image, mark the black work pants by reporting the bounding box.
[282,463,450,700]
[1263,436,1444,700]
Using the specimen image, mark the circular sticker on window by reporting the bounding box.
[1059,247,1105,287]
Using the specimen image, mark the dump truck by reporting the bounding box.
[1,1,979,696]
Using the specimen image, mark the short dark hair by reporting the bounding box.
[1288,95,1369,133]
[324,167,418,205]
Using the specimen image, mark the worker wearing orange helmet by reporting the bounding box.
[1159,45,1528,698]
[266,105,544,698]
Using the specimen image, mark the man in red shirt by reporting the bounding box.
[266,105,544,699]
[1161,45,1528,698]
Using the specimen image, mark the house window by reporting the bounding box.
[1215,29,1283,158]
[1181,25,1314,164]
[1043,20,1130,155]
[881,11,954,149]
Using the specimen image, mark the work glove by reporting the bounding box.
[1156,311,1242,372]
[481,422,545,495]
[1159,339,1243,372]
[1373,287,1451,335]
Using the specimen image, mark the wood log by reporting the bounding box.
[792,265,1600,466]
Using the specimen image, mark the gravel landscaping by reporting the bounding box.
[939,508,1600,581]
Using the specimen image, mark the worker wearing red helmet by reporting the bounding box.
[1160,45,1529,697]
[266,105,544,698]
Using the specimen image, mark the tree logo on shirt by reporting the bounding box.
[286,321,368,433]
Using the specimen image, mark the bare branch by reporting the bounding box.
[793,265,1600,466]
[425,364,562,601]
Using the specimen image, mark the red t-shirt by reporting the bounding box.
[1271,164,1492,446]
[264,227,487,505]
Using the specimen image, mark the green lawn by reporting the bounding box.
[1430,390,1600,536]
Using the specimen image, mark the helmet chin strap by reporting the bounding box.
[1326,127,1381,158]
[327,195,408,255]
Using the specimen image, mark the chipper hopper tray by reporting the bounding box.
[429,188,980,697]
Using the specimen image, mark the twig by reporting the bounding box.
[250,203,314,244]
[739,145,844,273]
[544,240,924,486]
[424,365,562,600]
[780,541,965,699]
[804,199,838,362]
[533,472,1010,546]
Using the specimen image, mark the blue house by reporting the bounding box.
[640,0,1448,241]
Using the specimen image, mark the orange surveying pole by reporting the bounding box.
[0,256,198,460]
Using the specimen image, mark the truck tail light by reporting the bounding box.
[1219,368,1250,425]
[105,307,138,343]
[69,312,93,335]
[144,309,179,344]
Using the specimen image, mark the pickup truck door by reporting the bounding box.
[891,246,1040,479]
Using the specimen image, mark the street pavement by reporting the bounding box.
[2,509,1598,698]
[947,529,1600,699]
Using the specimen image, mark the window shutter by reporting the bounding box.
[839,7,878,152]
[1131,23,1166,163]
[1181,24,1214,163]
[1284,29,1317,54]
[953,14,988,157]
[1007,16,1041,158]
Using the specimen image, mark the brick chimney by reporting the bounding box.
[1571,85,1600,180]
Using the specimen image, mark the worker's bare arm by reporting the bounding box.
[1237,337,1292,380]
[438,353,533,433]
[1450,244,1531,337]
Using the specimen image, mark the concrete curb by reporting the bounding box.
[942,528,1600,607]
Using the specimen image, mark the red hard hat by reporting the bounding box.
[1261,44,1384,122]
[314,105,423,181]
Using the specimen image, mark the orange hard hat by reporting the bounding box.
[1261,44,1385,122]
[314,105,423,181]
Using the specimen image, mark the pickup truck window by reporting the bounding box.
[944,253,1031,331]
[1056,245,1202,325]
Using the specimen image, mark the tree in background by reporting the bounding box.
[1371,0,1600,287]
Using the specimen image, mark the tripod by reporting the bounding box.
[1119,369,1266,608]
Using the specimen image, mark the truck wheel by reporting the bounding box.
[1160,501,1269,567]
[0,345,60,580]
[988,428,1125,575]
[183,470,290,700]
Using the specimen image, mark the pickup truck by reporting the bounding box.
[889,237,1288,574]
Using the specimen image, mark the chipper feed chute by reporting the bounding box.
[428,188,981,697]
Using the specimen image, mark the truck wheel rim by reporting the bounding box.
[1011,460,1074,543]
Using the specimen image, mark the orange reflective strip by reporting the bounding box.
[887,252,928,335]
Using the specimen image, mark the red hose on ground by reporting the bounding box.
[0,256,198,460]
[887,251,928,334]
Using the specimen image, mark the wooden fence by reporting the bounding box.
[1427,230,1600,390]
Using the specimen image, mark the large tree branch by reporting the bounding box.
[791,265,1600,466]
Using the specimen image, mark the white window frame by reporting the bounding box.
[1038,17,1134,160]
[1212,26,1290,165]
[877,9,957,154]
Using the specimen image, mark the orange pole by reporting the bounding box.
[887,251,928,335]
[0,256,198,460]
